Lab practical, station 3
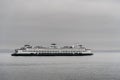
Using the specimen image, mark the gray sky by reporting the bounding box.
[1,0,120,50]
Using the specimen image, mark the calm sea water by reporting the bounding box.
[0,52,120,80]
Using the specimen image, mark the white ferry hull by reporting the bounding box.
[11,44,93,56]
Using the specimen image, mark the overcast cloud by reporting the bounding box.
[1,0,120,50]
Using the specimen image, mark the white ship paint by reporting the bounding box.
[12,43,93,56]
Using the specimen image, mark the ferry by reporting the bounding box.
[11,43,93,56]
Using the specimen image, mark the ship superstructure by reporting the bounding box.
[11,43,93,56]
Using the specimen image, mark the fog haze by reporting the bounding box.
[1,0,120,50]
